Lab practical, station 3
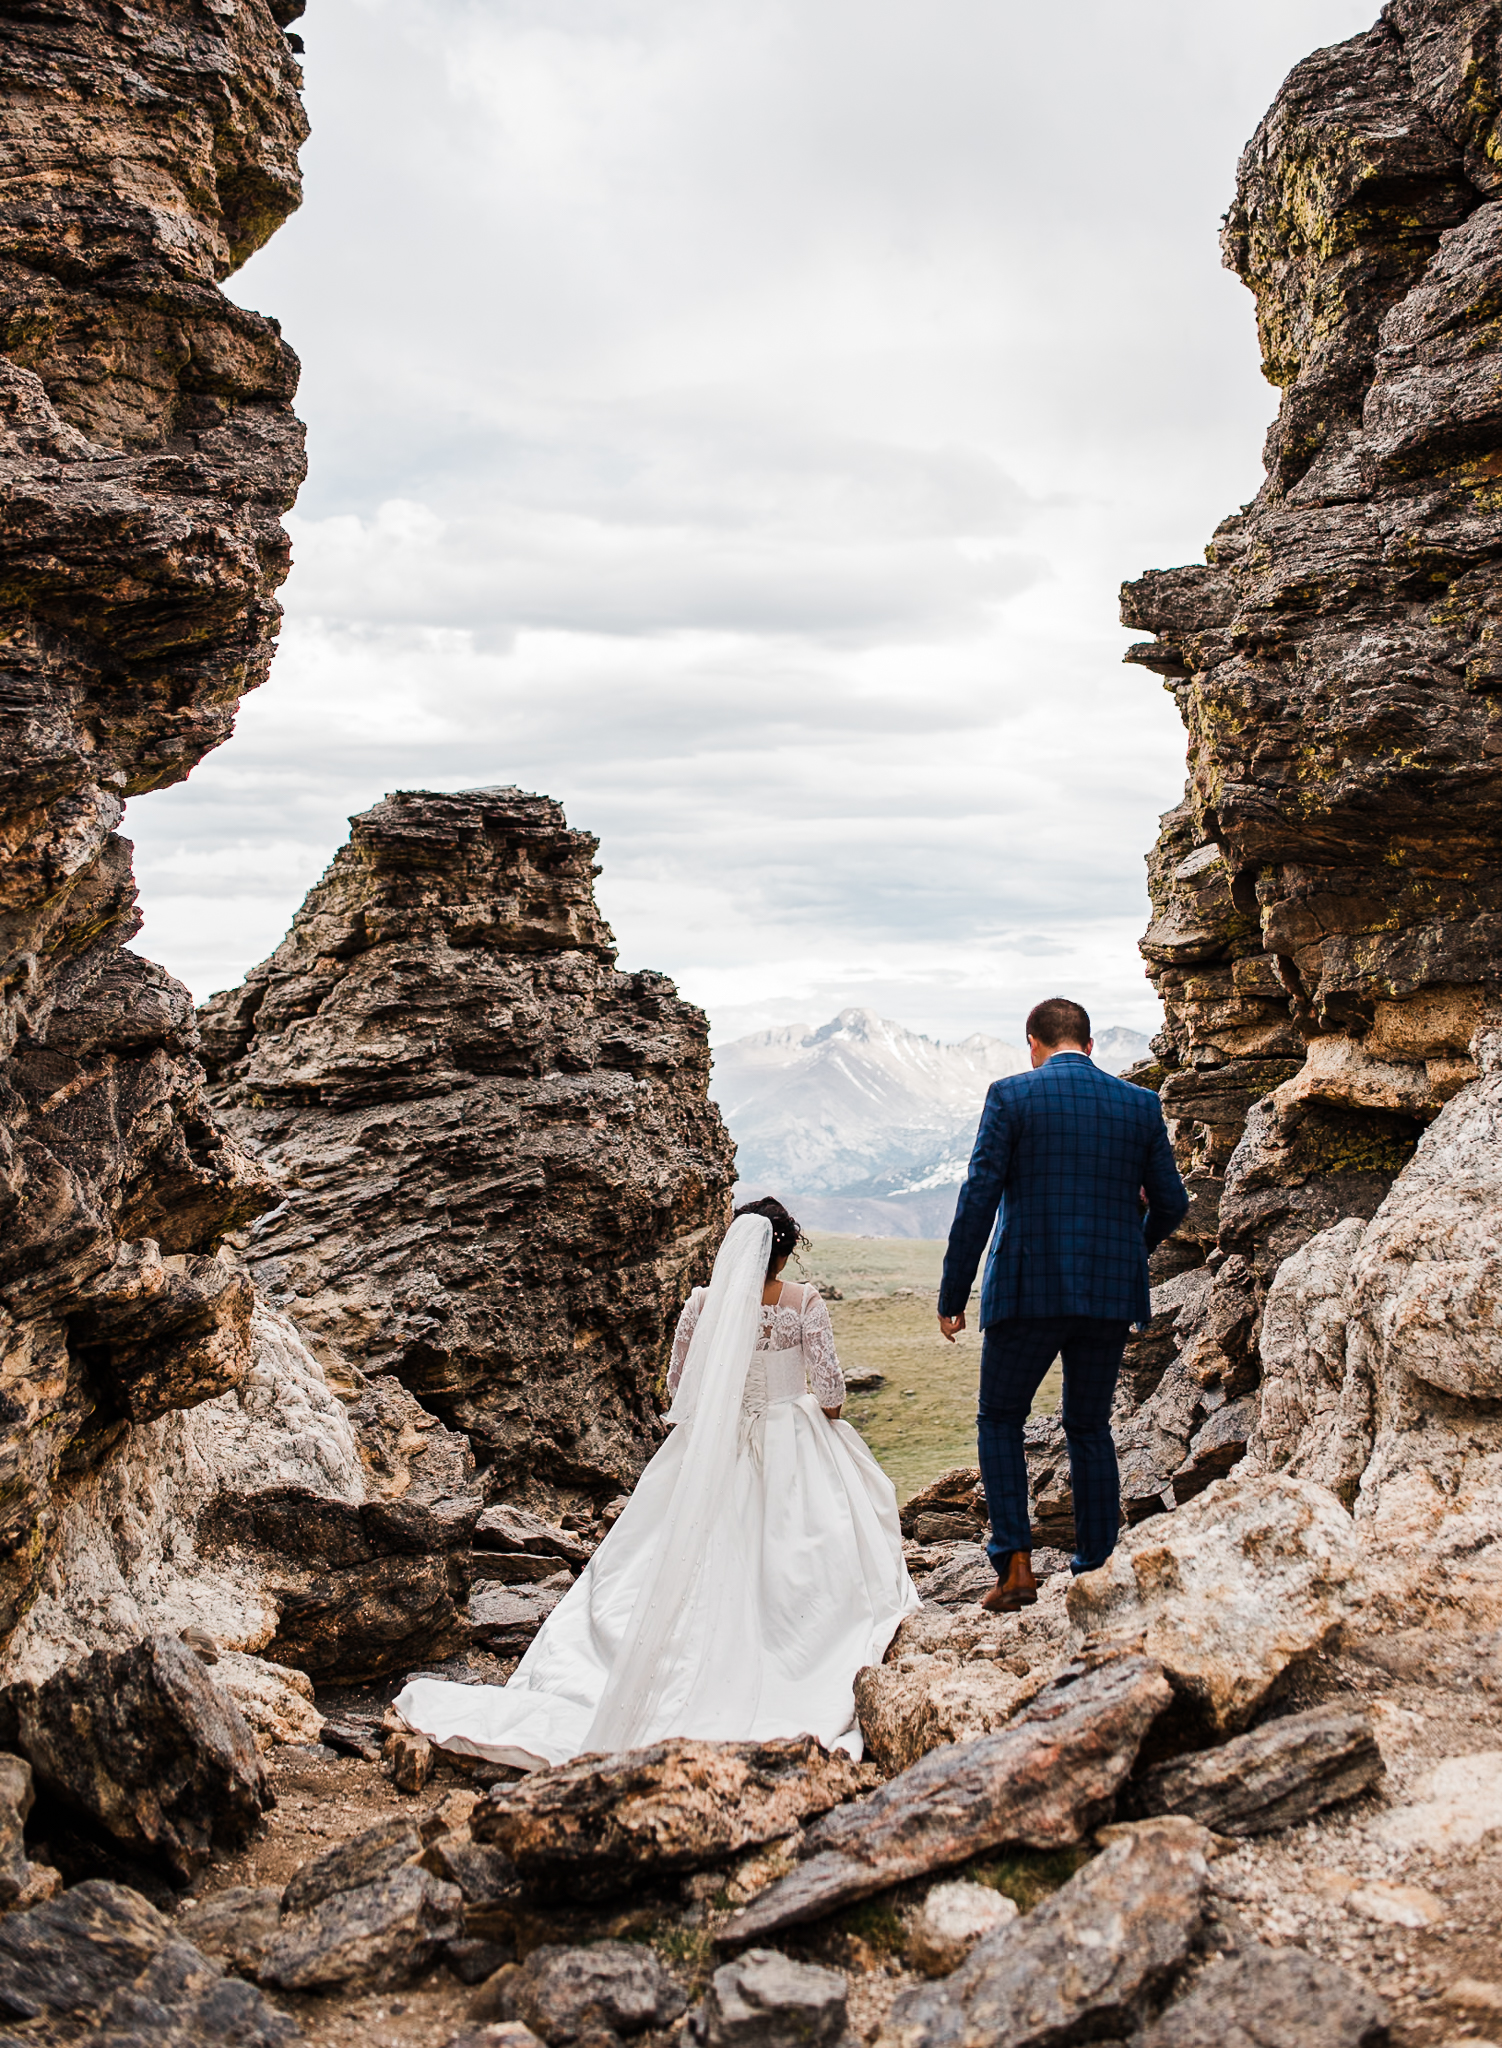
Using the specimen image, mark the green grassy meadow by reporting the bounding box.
[794,1232,1061,1504]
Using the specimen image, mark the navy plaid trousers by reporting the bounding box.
[976,1315,1130,1575]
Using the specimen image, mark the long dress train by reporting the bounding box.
[393,1241,919,1770]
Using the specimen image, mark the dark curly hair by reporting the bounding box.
[733,1195,807,1279]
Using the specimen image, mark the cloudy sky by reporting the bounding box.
[127,0,1376,1047]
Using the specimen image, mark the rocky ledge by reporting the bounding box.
[1100,0,1502,1538]
[0,0,310,1650]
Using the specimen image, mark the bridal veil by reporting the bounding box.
[582,1210,771,1750]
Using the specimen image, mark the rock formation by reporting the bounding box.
[0,0,310,1650]
[1115,0,1502,1527]
[198,786,736,1513]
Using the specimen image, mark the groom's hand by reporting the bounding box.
[938,1312,966,1343]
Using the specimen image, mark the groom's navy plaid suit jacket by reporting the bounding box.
[938,1053,1188,1329]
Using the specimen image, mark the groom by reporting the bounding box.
[937,997,1188,1610]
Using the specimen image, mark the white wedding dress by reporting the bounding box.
[393,1216,919,1769]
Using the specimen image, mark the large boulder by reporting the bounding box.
[1244,1218,1371,1503]
[1139,1943,1389,2048]
[854,1658,1033,1777]
[260,1864,463,1992]
[1067,1474,1360,1733]
[855,1587,1072,1774]
[471,1736,867,1902]
[876,1823,1211,2048]
[0,1301,480,1697]
[1346,1036,1502,1404]
[0,1880,300,2043]
[281,1817,424,1915]
[721,1653,1170,1941]
[1125,1705,1384,1836]
[3,1634,271,1880]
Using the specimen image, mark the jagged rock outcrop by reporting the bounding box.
[198,786,736,1511]
[1246,1028,1502,1627]
[0,0,310,1652]
[1115,0,1502,1518]
[0,1295,482,1693]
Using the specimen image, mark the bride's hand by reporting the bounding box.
[822,1404,843,1421]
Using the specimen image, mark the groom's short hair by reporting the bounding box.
[1026,997,1091,1048]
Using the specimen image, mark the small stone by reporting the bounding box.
[422,1788,481,1840]
[213,1651,324,1750]
[447,1936,516,1984]
[912,1514,981,1545]
[1444,1980,1502,2015]
[1376,1750,1502,1852]
[900,1470,982,1539]
[695,1949,849,2048]
[475,1941,687,2041]
[1095,1815,1222,1856]
[468,1583,567,1655]
[1347,1880,1445,1929]
[261,1864,463,1990]
[320,1715,386,1762]
[907,1882,1017,1977]
[913,1545,997,1608]
[388,1729,435,1793]
[475,1505,592,1568]
[449,2028,546,2048]
[0,1749,36,1906]
[854,1657,1031,1775]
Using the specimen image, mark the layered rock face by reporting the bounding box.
[0,2,309,1645]
[1116,0,1502,1519]
[199,787,736,1512]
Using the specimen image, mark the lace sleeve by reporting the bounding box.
[800,1289,845,1408]
[667,1288,705,1399]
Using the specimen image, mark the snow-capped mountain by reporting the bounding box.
[712,1009,1153,1238]
[1093,1024,1153,1074]
[711,1008,1026,1197]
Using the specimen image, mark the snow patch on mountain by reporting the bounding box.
[712,1008,1152,1237]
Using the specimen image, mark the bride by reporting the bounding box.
[393,1198,919,1768]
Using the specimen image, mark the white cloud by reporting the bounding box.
[126,0,1380,1045]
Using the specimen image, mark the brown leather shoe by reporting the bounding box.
[981,1550,1038,1613]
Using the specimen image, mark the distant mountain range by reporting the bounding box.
[711,1007,1153,1239]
